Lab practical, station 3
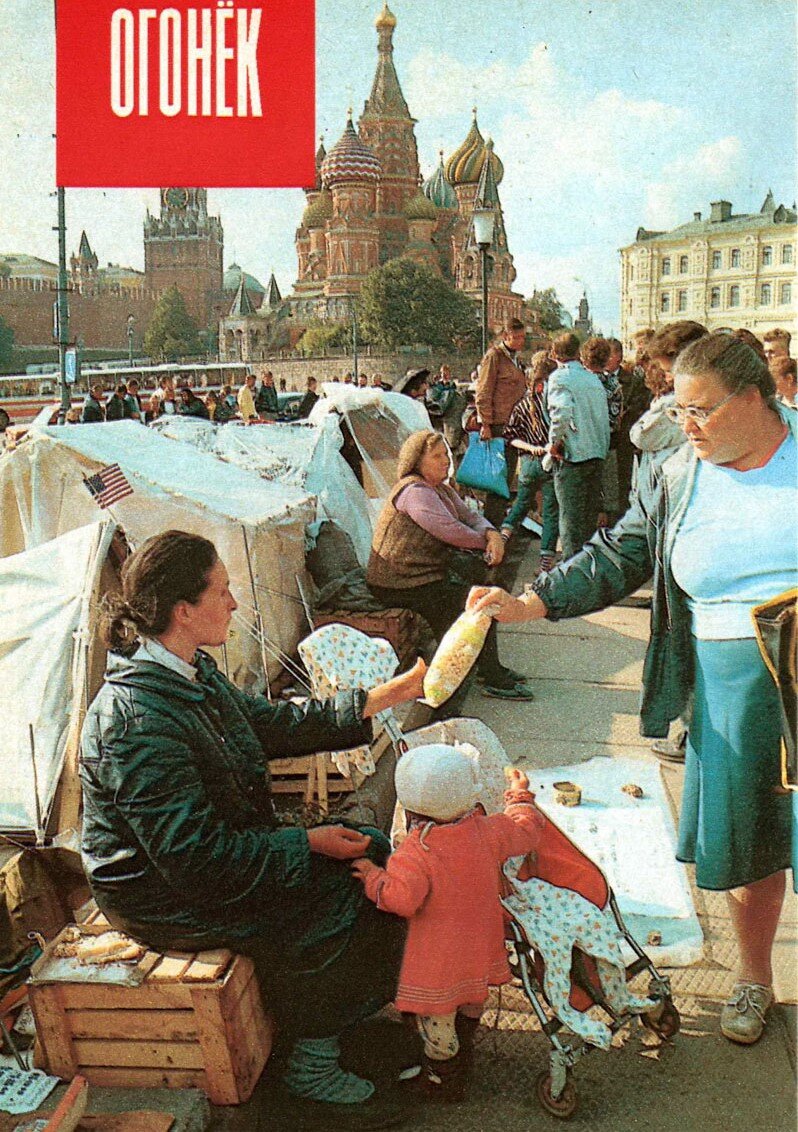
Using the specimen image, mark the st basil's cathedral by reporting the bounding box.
[290,3,524,331]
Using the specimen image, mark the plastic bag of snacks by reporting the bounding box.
[421,609,493,708]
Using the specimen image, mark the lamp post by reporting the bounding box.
[347,296,359,384]
[473,207,495,356]
[126,314,135,365]
[55,187,71,425]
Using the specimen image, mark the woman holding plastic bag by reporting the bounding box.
[367,429,533,706]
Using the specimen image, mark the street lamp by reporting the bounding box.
[473,207,495,355]
[126,314,135,365]
[346,296,359,384]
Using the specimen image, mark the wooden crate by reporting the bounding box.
[270,721,395,811]
[27,920,273,1106]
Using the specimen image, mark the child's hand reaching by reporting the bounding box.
[504,766,530,792]
[351,857,380,883]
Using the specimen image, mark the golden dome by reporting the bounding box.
[445,113,504,186]
[375,3,397,29]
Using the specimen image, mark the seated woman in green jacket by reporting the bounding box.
[470,333,797,1050]
[80,529,425,1124]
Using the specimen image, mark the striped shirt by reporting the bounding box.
[503,386,549,449]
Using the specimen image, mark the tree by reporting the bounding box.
[0,261,11,281]
[525,287,569,335]
[0,314,14,368]
[297,321,350,356]
[358,258,479,350]
[143,286,201,360]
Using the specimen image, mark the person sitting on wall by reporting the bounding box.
[256,370,279,420]
[177,385,210,419]
[80,384,106,423]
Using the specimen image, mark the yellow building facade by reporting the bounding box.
[620,194,796,349]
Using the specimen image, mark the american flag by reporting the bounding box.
[82,463,133,508]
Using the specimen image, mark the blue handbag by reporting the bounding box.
[455,433,510,498]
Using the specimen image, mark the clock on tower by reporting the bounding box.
[162,187,190,210]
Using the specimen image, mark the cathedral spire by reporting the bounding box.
[361,4,411,120]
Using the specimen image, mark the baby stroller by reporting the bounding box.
[298,627,681,1119]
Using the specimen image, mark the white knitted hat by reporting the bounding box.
[395,743,482,822]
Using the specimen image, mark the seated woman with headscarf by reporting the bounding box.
[80,530,426,1124]
[367,429,533,704]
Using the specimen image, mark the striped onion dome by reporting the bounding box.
[321,118,382,187]
[404,191,438,222]
[445,113,504,186]
[423,152,457,210]
[302,190,333,229]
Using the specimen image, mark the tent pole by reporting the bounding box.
[295,574,315,635]
[28,725,44,846]
[242,525,271,700]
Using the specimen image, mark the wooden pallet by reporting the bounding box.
[269,723,395,812]
[27,917,273,1106]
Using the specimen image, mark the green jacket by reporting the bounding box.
[80,651,375,953]
[533,403,797,738]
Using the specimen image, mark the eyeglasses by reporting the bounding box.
[664,388,739,425]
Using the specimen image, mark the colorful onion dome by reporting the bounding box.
[321,117,382,187]
[445,112,504,186]
[404,190,438,222]
[424,151,457,210]
[375,2,397,30]
[302,190,333,229]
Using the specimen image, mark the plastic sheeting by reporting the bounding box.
[0,522,114,833]
[0,423,316,689]
[150,414,374,565]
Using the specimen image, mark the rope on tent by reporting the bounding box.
[230,609,311,693]
[241,524,271,700]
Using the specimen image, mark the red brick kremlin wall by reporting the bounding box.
[0,276,159,350]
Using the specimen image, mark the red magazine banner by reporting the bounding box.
[55,0,315,187]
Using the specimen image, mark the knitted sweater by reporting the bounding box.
[363,795,544,1014]
[367,475,454,589]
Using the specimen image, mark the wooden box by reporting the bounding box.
[270,719,394,810]
[27,922,273,1106]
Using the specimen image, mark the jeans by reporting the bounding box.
[553,458,605,562]
[501,455,559,554]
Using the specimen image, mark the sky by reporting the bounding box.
[0,0,795,333]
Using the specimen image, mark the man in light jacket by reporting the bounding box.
[546,331,610,559]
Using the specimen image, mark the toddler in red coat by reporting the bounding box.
[351,742,543,1101]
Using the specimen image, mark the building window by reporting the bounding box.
[629,264,635,280]
[760,283,772,305]
[762,245,773,266]
[783,245,794,265]
[679,255,689,274]
[710,287,721,308]
[660,292,670,314]
[677,290,688,312]
[781,282,792,305]
[730,248,741,268]
[712,250,722,270]
[729,285,740,307]
[661,257,671,276]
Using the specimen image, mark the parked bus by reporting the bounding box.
[0,361,252,428]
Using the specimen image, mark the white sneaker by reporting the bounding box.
[720,982,774,1045]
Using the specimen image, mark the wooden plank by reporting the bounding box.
[57,983,193,1010]
[316,754,328,812]
[72,1038,205,1070]
[42,1075,88,1132]
[135,951,163,980]
[218,964,272,1102]
[28,985,79,1079]
[188,983,241,1105]
[78,1114,174,1132]
[182,949,233,983]
[66,1008,198,1042]
[77,1066,206,1092]
[145,955,194,982]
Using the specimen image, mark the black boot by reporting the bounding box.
[419,1051,467,1104]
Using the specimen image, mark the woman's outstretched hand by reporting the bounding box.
[363,657,427,718]
[467,585,547,623]
[307,826,372,859]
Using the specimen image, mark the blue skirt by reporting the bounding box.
[676,635,792,891]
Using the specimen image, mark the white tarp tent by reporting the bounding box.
[149,414,374,565]
[0,422,316,689]
[311,388,432,522]
[0,522,115,835]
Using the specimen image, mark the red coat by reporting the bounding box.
[363,799,543,1015]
